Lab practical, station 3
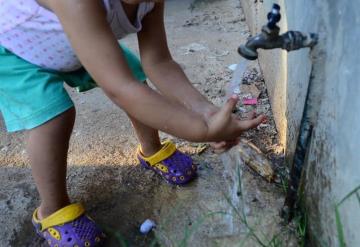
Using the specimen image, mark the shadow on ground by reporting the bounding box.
[1,164,165,247]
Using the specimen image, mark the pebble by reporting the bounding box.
[140,219,156,234]
[180,43,207,54]
[1,146,9,152]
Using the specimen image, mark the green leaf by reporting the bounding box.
[356,192,360,207]
[337,185,360,206]
[334,206,346,247]
[101,225,128,247]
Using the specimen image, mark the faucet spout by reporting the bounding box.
[238,4,318,60]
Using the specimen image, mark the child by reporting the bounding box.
[0,0,265,246]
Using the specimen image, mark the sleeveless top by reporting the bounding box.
[0,0,155,71]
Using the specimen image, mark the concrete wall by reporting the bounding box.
[241,0,314,163]
[303,1,360,246]
[241,0,360,246]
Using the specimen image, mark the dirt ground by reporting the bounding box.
[0,0,299,246]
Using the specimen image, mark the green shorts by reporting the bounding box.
[0,44,146,132]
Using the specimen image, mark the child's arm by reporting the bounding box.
[138,3,265,151]
[45,0,263,142]
[138,3,215,117]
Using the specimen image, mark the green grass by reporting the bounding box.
[334,185,360,247]
[101,225,128,247]
[101,168,360,247]
[150,180,360,247]
[337,185,360,206]
[294,213,307,247]
[219,164,297,247]
[280,176,289,195]
[157,162,290,247]
[356,192,360,206]
[148,162,301,247]
[267,234,283,247]
[334,206,346,247]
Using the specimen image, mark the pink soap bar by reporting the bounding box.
[243,98,258,105]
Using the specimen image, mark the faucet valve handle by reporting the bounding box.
[267,3,281,29]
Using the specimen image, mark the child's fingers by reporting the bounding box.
[211,139,240,153]
[211,141,227,149]
[221,95,239,116]
[212,140,239,154]
[244,110,257,120]
[213,147,227,154]
[239,115,267,131]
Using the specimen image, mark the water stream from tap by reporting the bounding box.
[221,58,250,223]
[226,58,248,98]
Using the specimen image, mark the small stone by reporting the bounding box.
[180,43,207,55]
[140,219,156,234]
[258,123,270,128]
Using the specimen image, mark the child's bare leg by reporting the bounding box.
[27,108,75,219]
[128,115,162,157]
[129,112,197,186]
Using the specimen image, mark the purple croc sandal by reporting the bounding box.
[137,140,197,185]
[32,203,106,247]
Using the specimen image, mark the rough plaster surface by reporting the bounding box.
[240,0,314,163]
[241,0,360,246]
[304,1,360,246]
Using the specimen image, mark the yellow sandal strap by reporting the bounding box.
[33,203,85,231]
[138,140,177,166]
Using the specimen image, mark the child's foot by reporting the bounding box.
[32,203,106,247]
[137,140,197,185]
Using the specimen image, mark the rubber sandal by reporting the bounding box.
[137,140,197,185]
[32,203,106,247]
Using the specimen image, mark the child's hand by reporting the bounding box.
[210,111,260,153]
[205,95,266,142]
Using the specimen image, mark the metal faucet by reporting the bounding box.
[238,4,318,60]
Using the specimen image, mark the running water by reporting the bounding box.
[221,58,250,224]
[225,58,248,98]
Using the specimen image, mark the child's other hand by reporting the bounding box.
[211,138,240,154]
[210,111,260,153]
[205,95,266,143]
